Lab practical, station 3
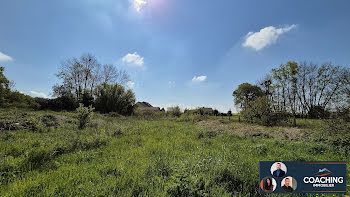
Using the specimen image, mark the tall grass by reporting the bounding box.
[0,110,349,196]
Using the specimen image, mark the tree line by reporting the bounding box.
[0,67,38,109]
[233,61,350,126]
[1,53,136,115]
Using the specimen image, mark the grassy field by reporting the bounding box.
[0,110,349,196]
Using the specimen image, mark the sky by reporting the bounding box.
[1,0,350,112]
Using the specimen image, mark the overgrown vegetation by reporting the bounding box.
[1,58,350,196]
[0,109,349,196]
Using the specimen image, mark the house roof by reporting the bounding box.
[201,107,213,112]
[137,102,153,108]
[137,102,161,111]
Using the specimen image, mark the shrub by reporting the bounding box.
[76,103,94,129]
[327,134,350,156]
[35,94,78,111]
[332,107,350,122]
[308,105,330,119]
[94,83,136,115]
[241,96,289,126]
[321,118,350,136]
[169,106,181,117]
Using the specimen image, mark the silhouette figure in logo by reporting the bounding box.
[272,163,286,177]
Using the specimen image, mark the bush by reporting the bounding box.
[94,83,136,115]
[332,107,350,122]
[241,96,289,126]
[76,104,94,129]
[35,94,78,111]
[169,106,181,117]
[308,105,330,119]
[321,118,350,136]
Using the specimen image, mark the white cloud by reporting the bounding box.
[243,24,296,51]
[122,52,144,66]
[133,0,147,13]
[127,81,135,88]
[0,52,13,62]
[30,91,49,98]
[192,75,207,82]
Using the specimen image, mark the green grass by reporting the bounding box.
[0,110,349,196]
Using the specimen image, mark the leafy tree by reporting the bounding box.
[213,109,219,116]
[0,67,38,109]
[94,83,136,115]
[227,110,232,120]
[232,83,264,110]
[0,66,10,106]
[272,61,298,126]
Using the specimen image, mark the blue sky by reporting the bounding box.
[1,0,350,112]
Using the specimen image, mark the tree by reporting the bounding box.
[54,53,101,101]
[272,61,298,126]
[213,109,219,116]
[339,66,350,106]
[269,61,345,124]
[94,83,136,115]
[0,67,10,106]
[232,83,264,110]
[227,110,232,120]
[258,75,274,99]
[101,64,129,85]
[170,106,182,117]
[0,67,38,109]
[53,53,131,111]
[295,62,343,115]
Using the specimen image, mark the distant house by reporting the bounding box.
[167,107,175,112]
[136,102,160,111]
[184,107,214,115]
[191,107,213,115]
[201,107,213,115]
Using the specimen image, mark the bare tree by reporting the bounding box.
[101,64,129,85]
[54,53,130,101]
[270,61,345,120]
[54,54,101,100]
